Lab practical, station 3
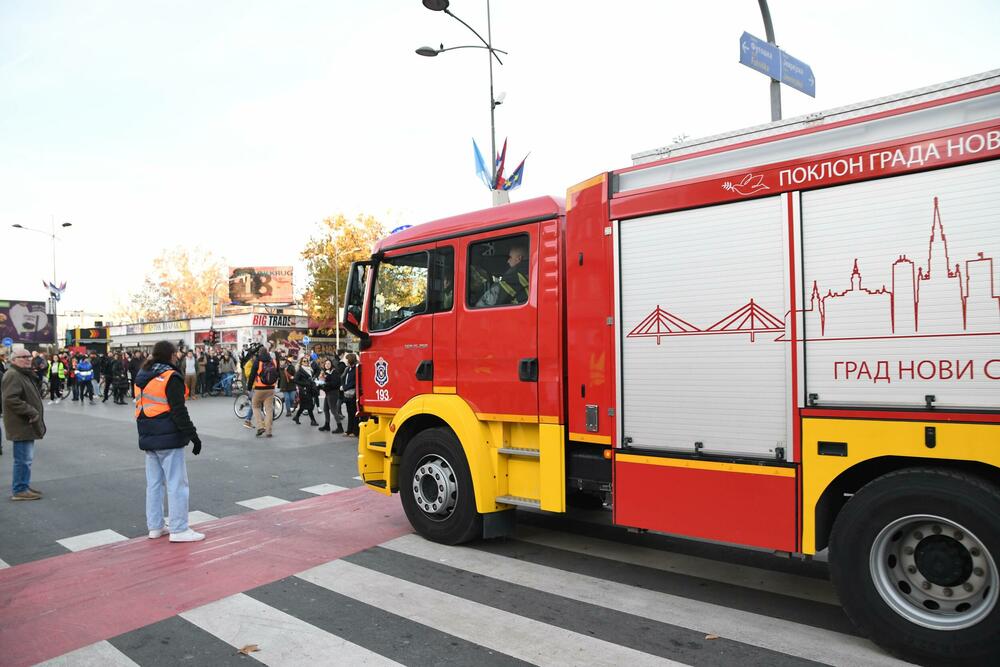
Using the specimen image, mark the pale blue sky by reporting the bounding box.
[2,0,998,318]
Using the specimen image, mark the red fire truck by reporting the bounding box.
[344,70,1000,662]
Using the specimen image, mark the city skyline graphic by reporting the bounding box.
[627,196,1000,345]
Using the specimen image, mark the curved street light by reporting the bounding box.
[12,217,73,347]
[417,0,508,204]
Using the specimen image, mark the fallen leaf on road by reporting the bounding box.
[237,644,260,655]
[704,634,719,640]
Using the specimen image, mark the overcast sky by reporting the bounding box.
[1,0,998,322]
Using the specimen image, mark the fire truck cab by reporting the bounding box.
[346,70,1000,662]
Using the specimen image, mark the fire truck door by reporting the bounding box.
[362,243,436,411]
[456,225,539,418]
[431,243,457,391]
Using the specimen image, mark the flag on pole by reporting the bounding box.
[494,138,508,189]
[473,139,490,188]
[501,156,527,191]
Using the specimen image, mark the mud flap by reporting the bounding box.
[482,509,516,539]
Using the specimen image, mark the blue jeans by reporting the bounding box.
[12,440,35,494]
[220,372,235,396]
[145,448,190,533]
[283,390,296,414]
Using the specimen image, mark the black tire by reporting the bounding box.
[829,468,1000,665]
[399,427,482,545]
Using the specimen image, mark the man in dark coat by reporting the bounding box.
[2,349,47,500]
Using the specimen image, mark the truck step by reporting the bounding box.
[498,447,540,458]
[496,495,541,509]
[367,441,387,451]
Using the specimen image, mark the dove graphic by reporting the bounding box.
[721,173,770,196]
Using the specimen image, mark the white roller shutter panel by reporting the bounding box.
[620,196,789,458]
[801,160,1000,409]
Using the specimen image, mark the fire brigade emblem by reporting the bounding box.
[374,357,389,388]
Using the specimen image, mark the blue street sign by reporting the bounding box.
[739,31,781,81]
[302,335,311,346]
[780,50,816,97]
[2,337,12,347]
[389,224,413,235]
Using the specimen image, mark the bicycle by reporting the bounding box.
[233,391,284,422]
[40,377,71,400]
[206,373,242,397]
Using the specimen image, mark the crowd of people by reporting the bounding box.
[2,339,361,544]
[12,345,246,407]
[240,343,359,439]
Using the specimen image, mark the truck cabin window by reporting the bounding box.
[467,234,530,308]
[370,252,429,332]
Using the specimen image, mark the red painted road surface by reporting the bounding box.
[0,487,411,667]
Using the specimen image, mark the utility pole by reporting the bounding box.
[758,0,782,122]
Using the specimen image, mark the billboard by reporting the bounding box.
[0,300,55,344]
[228,266,294,305]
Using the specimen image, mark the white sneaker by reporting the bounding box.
[148,527,168,539]
[169,528,205,543]
[47,400,54,405]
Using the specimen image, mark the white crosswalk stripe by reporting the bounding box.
[180,592,401,666]
[382,533,908,666]
[298,559,684,667]
[57,529,129,552]
[299,483,347,495]
[236,495,291,510]
[36,640,138,666]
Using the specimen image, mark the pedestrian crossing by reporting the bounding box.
[34,519,912,666]
[44,486,351,557]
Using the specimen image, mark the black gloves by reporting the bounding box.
[191,434,202,456]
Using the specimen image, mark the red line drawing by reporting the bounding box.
[779,196,1000,342]
[626,305,700,345]
[627,300,783,343]
[705,299,785,342]
[627,196,1000,345]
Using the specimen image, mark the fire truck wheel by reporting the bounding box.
[399,427,483,545]
[829,468,1000,664]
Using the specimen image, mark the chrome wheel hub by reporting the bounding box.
[412,455,458,521]
[870,514,997,630]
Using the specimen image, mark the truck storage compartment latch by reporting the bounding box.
[415,359,434,381]
[518,358,538,382]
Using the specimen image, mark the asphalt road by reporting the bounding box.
[1,395,914,666]
[0,392,361,566]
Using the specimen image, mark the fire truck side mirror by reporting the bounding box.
[342,260,372,342]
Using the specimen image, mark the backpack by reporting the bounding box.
[258,361,278,386]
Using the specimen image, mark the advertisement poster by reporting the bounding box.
[0,300,55,344]
[228,266,294,305]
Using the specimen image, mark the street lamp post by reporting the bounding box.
[11,216,72,347]
[417,0,510,205]
[315,242,362,351]
[758,0,782,122]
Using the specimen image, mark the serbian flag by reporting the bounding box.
[493,138,508,189]
[501,156,526,191]
[473,139,490,188]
